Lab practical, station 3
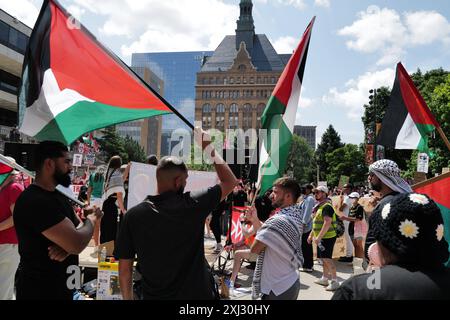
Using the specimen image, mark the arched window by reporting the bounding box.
[238,65,246,72]
[216,103,225,129]
[243,103,253,129]
[229,103,239,129]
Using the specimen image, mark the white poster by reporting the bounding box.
[417,153,429,173]
[127,162,219,210]
[72,154,83,167]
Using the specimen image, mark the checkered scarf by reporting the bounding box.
[369,159,412,194]
[252,204,304,300]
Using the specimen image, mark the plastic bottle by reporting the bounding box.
[100,247,107,262]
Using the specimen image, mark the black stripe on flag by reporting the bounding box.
[18,0,51,110]
[376,69,408,147]
[297,33,311,85]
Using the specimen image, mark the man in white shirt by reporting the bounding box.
[338,183,354,263]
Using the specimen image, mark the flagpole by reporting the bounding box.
[436,127,450,152]
[0,153,85,207]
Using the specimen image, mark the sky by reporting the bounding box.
[2,0,450,146]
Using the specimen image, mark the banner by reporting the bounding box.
[127,162,219,210]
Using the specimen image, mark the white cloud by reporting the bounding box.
[74,0,238,55]
[314,0,330,8]
[66,5,85,21]
[405,11,450,45]
[339,6,450,66]
[322,68,395,120]
[254,0,307,10]
[0,0,40,27]
[272,36,297,53]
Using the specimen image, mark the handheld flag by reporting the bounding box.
[257,17,315,195]
[377,62,440,153]
[18,0,189,145]
[0,162,13,186]
[413,172,450,267]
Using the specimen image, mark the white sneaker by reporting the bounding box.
[325,280,340,291]
[314,278,329,286]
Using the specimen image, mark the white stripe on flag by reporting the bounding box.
[20,69,93,136]
[395,113,421,149]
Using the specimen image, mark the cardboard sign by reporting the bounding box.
[417,153,429,173]
[72,154,83,167]
[84,153,95,165]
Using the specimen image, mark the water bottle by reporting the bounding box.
[318,241,325,252]
[100,247,107,262]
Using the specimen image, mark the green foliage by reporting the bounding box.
[316,125,344,180]
[98,126,128,163]
[285,135,314,185]
[124,136,146,163]
[325,144,367,187]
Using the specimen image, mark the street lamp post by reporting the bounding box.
[369,88,381,161]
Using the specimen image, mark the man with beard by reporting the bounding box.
[364,159,412,268]
[116,127,238,300]
[250,178,304,300]
[13,141,103,300]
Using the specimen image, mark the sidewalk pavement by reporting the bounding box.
[204,236,354,300]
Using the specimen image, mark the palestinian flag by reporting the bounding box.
[18,0,175,145]
[0,162,13,186]
[257,17,315,195]
[413,172,450,267]
[377,62,440,153]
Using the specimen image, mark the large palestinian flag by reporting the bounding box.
[0,163,13,186]
[18,0,175,145]
[413,172,450,267]
[377,62,440,153]
[257,17,315,195]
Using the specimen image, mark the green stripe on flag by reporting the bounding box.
[259,112,293,196]
[35,101,172,145]
[416,123,436,153]
[261,96,286,128]
[436,202,450,267]
[0,172,12,186]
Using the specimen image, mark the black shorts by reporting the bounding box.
[317,237,336,259]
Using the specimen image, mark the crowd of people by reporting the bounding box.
[0,129,449,300]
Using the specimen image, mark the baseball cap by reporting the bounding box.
[314,186,328,194]
[349,192,360,199]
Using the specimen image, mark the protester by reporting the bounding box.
[308,186,339,291]
[250,177,303,300]
[116,127,238,300]
[338,183,354,263]
[254,189,274,222]
[0,158,24,300]
[13,141,103,300]
[226,208,259,290]
[146,154,159,166]
[209,200,228,253]
[364,159,412,266]
[339,192,366,258]
[101,156,126,244]
[333,193,450,299]
[87,165,106,250]
[300,184,315,272]
[232,183,248,207]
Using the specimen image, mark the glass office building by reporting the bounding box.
[131,51,213,132]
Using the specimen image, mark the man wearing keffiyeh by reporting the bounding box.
[250,177,304,300]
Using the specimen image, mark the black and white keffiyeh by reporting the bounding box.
[252,204,304,300]
[369,159,412,194]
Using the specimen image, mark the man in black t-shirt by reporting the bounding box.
[14,141,103,300]
[232,184,248,207]
[116,127,238,300]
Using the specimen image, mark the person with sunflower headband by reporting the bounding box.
[332,192,450,300]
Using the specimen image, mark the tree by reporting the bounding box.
[315,125,344,180]
[98,126,128,163]
[325,144,367,187]
[285,135,314,185]
[123,135,146,163]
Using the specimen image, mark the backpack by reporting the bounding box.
[333,214,345,238]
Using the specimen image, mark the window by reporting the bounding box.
[236,78,241,84]
[257,103,265,128]
[202,103,211,113]
[243,104,253,129]
[271,77,276,84]
[230,103,238,113]
[216,103,225,128]
[230,77,234,84]
[257,77,261,84]
[238,64,246,71]
[243,77,247,84]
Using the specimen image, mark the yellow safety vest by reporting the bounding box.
[312,203,337,239]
